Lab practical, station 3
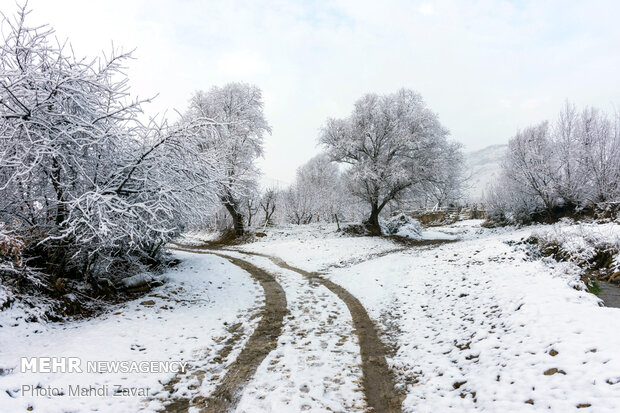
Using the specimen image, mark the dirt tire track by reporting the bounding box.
[225,249,403,413]
[164,248,287,413]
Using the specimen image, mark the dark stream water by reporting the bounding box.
[597,280,620,308]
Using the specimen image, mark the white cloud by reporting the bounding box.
[419,3,434,16]
[217,51,266,77]
[499,99,513,109]
[521,97,551,110]
[2,0,619,184]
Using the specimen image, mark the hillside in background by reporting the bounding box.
[463,144,506,202]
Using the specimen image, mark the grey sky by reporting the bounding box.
[2,0,619,185]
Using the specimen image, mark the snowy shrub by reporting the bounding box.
[0,225,23,263]
[486,180,543,224]
[0,224,46,290]
[531,221,620,283]
[382,214,423,239]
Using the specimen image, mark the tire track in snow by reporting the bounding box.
[165,247,287,412]
[227,248,403,413]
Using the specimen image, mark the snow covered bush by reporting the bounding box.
[531,220,620,283]
[485,179,543,224]
[382,213,423,239]
[0,225,22,265]
[0,223,46,291]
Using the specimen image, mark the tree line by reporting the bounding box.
[487,102,620,223]
[220,90,465,235]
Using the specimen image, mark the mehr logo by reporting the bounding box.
[20,357,188,374]
[21,357,82,373]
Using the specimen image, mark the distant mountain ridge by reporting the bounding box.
[463,144,507,202]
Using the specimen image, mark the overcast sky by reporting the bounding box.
[2,0,619,185]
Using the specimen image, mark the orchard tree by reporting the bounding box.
[320,89,453,234]
[0,5,222,286]
[502,121,557,217]
[259,186,278,226]
[295,154,343,222]
[183,83,270,236]
[576,107,620,203]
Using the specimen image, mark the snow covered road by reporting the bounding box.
[215,251,369,412]
[223,250,402,413]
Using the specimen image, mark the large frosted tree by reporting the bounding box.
[184,83,270,236]
[320,89,452,234]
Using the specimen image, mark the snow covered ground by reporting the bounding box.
[2,220,620,412]
[229,223,399,272]
[243,221,620,412]
[233,220,620,411]
[0,252,263,412]
[175,230,223,247]
[327,228,620,411]
[234,222,457,272]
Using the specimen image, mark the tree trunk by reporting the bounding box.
[365,203,382,235]
[223,198,244,236]
[264,205,275,226]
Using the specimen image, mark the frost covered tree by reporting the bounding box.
[488,102,620,222]
[283,183,314,224]
[259,187,278,226]
[244,193,260,227]
[0,6,221,289]
[398,140,466,209]
[576,107,620,203]
[552,101,585,207]
[183,83,270,236]
[281,154,346,225]
[320,89,453,234]
[485,174,542,223]
[296,154,344,222]
[502,121,558,217]
[429,141,466,206]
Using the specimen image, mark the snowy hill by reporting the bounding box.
[463,144,506,202]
